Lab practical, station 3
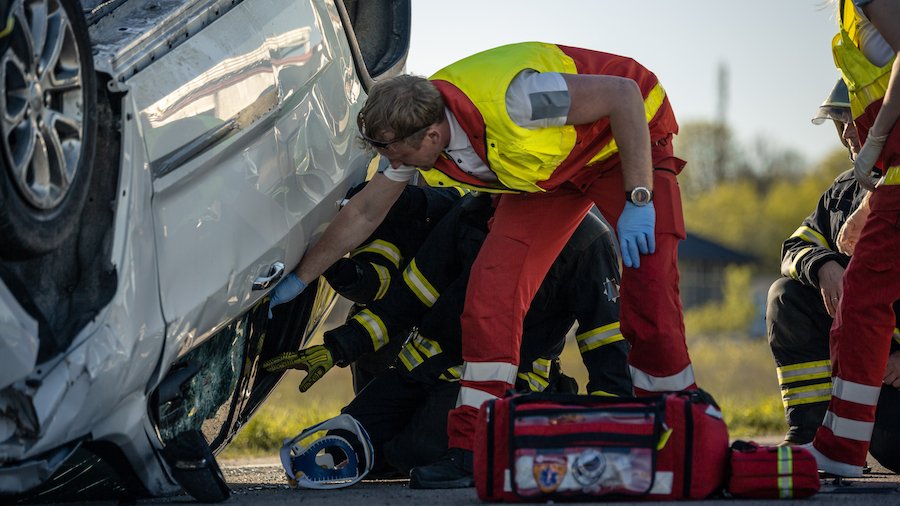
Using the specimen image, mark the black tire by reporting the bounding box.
[0,0,97,259]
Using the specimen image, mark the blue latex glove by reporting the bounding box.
[268,272,307,318]
[617,201,656,269]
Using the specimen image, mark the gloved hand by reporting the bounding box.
[263,345,334,392]
[853,132,888,191]
[617,201,656,269]
[268,272,307,318]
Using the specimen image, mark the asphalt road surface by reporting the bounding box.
[114,454,900,506]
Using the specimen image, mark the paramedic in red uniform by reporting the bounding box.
[268,42,696,487]
[806,0,900,477]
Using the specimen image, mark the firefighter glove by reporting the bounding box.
[268,272,307,318]
[617,201,656,269]
[263,345,334,392]
[854,132,887,191]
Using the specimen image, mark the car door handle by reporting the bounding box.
[253,262,285,291]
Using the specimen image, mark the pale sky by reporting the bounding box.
[406,0,844,166]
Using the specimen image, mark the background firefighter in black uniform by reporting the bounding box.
[321,170,465,392]
[767,80,900,471]
[265,192,630,479]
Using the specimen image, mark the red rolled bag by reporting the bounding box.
[726,440,820,499]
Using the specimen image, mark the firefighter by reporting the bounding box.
[268,42,695,487]
[804,0,900,477]
[767,81,900,471]
[321,176,464,392]
[265,193,631,486]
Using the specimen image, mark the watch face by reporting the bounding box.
[630,187,652,206]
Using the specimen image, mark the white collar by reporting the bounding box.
[444,109,471,152]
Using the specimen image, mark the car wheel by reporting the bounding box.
[0,0,96,259]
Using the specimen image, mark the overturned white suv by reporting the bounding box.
[0,0,409,500]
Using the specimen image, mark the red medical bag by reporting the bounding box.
[726,441,820,499]
[473,390,729,502]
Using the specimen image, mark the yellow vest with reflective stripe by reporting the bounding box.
[423,42,675,194]
[832,1,894,122]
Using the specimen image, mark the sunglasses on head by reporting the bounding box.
[358,115,432,149]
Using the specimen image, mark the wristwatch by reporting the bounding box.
[626,186,654,206]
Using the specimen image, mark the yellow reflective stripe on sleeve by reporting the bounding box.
[351,309,389,350]
[789,226,830,249]
[371,263,391,300]
[587,83,666,166]
[589,390,618,397]
[531,358,551,378]
[413,334,443,358]
[777,360,831,384]
[403,259,439,307]
[517,372,550,392]
[399,342,425,371]
[351,239,402,269]
[577,322,623,353]
[0,16,14,38]
[777,447,793,498]
[894,327,900,345]
[782,383,832,408]
[439,365,463,382]
[788,247,814,280]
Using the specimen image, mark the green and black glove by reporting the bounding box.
[263,345,334,392]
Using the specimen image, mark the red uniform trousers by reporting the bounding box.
[447,169,695,451]
[813,185,900,466]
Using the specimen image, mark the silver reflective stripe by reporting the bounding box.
[789,247,813,280]
[782,383,832,407]
[351,239,402,268]
[371,263,391,300]
[777,360,831,383]
[456,385,498,409]
[517,372,549,392]
[789,225,829,249]
[777,446,793,498]
[462,361,518,384]
[403,259,439,307]
[630,364,695,392]
[576,322,623,353]
[398,344,423,371]
[833,377,880,406]
[531,358,551,377]
[413,334,443,358]
[352,309,388,350]
[823,411,874,441]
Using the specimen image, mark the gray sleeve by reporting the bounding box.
[505,70,570,129]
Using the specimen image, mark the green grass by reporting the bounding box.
[223,316,788,458]
[219,367,355,459]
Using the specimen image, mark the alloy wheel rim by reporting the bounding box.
[0,0,84,211]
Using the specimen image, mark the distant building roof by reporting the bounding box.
[679,232,756,264]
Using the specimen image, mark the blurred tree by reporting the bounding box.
[684,265,755,337]
[675,120,750,197]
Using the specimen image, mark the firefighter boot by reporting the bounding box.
[408,448,473,489]
[781,403,828,446]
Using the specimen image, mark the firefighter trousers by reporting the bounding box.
[767,277,900,458]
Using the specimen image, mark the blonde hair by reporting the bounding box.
[357,75,445,147]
